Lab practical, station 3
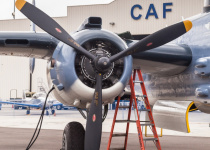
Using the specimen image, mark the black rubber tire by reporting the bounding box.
[62,122,85,150]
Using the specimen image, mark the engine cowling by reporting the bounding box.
[47,29,132,108]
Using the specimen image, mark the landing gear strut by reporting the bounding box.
[77,104,109,122]
[51,109,55,115]
[46,110,49,116]
[26,107,30,115]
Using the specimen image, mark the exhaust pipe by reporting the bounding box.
[204,0,210,13]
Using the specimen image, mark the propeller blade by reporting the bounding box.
[109,20,192,63]
[85,73,102,150]
[15,0,95,60]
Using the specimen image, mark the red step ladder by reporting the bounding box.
[107,69,161,150]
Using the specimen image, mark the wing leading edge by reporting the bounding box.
[0,100,41,108]
[129,40,192,76]
[0,32,59,60]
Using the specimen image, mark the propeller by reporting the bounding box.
[85,73,102,150]
[109,20,192,63]
[15,0,95,61]
[15,0,193,149]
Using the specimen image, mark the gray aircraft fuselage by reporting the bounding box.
[132,13,210,113]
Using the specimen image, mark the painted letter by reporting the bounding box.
[145,4,158,19]
[131,4,142,20]
[163,3,173,18]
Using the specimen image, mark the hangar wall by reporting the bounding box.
[67,0,203,34]
[0,0,204,99]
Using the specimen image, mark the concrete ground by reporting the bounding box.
[0,104,210,149]
[0,128,210,150]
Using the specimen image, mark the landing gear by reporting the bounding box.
[51,109,55,115]
[56,105,62,110]
[77,104,109,122]
[46,110,49,116]
[61,122,85,150]
[102,104,108,122]
[26,107,30,115]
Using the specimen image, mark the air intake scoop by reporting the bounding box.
[77,17,102,31]
[204,0,210,13]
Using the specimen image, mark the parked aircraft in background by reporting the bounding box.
[0,92,63,115]
[1,0,210,149]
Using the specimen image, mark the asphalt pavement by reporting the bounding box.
[0,127,210,150]
[0,105,210,149]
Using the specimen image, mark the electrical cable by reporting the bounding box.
[26,86,55,150]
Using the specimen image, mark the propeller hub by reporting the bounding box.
[78,48,115,82]
[95,57,111,73]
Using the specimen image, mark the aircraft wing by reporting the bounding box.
[52,103,63,107]
[0,32,59,60]
[129,40,192,76]
[0,101,41,108]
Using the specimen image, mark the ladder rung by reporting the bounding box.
[110,148,125,150]
[141,123,154,126]
[112,133,127,137]
[133,81,143,84]
[143,138,158,141]
[139,109,150,111]
[118,106,130,108]
[115,120,136,123]
[136,95,147,98]
[140,121,151,123]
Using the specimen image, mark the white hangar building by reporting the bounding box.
[0,0,205,99]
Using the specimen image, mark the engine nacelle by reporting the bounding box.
[47,29,132,108]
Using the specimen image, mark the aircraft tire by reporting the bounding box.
[56,105,62,110]
[46,110,49,116]
[26,110,30,115]
[62,122,85,150]
[51,109,55,115]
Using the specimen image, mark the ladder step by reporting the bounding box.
[115,120,136,123]
[118,106,130,108]
[140,121,151,123]
[141,123,154,126]
[143,138,158,141]
[112,133,127,137]
[133,81,143,84]
[136,95,147,98]
[139,109,150,111]
[110,148,125,150]
[115,120,152,124]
